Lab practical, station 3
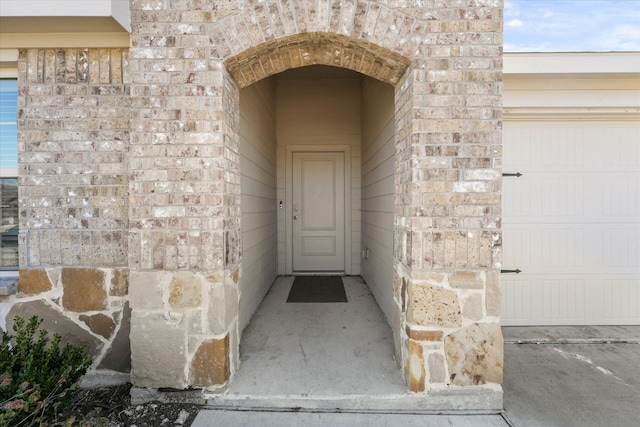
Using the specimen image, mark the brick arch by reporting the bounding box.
[223,32,411,88]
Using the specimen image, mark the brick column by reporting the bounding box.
[127,0,241,389]
[392,7,504,393]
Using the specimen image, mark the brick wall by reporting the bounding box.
[18,48,129,267]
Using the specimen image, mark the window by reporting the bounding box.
[0,79,18,270]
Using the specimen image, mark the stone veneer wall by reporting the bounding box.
[9,48,132,374]
[11,0,504,402]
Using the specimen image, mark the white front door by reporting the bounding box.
[292,152,345,272]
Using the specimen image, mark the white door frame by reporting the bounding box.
[285,145,352,275]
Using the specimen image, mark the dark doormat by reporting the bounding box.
[286,276,348,303]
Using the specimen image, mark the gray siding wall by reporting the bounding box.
[361,77,395,323]
[239,77,278,331]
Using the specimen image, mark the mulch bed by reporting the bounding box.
[53,383,201,427]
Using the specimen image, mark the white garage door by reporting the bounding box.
[502,122,640,325]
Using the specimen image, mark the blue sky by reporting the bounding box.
[504,0,640,52]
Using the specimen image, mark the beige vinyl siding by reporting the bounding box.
[239,77,278,331]
[275,66,362,275]
[361,77,395,322]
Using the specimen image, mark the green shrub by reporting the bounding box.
[0,315,91,426]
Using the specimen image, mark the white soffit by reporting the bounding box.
[0,1,130,45]
[0,0,130,30]
[504,52,640,77]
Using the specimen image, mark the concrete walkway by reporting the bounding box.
[192,411,508,426]
[503,325,640,427]
[192,277,640,426]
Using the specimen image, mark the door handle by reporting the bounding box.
[293,215,298,220]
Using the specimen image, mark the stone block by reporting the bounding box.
[205,271,224,285]
[80,313,115,339]
[61,268,107,312]
[462,293,484,321]
[449,271,484,289]
[190,334,230,386]
[228,267,240,286]
[228,319,239,376]
[8,300,102,358]
[393,301,402,368]
[405,326,444,342]
[99,302,132,373]
[406,339,425,392]
[485,270,501,317]
[428,352,446,384]
[424,272,446,286]
[18,269,52,296]
[401,277,408,312]
[207,283,225,334]
[445,323,503,386]
[408,283,462,328]
[130,310,189,389]
[207,281,239,335]
[393,271,401,300]
[226,284,239,321]
[110,267,129,296]
[169,271,202,311]
[129,271,167,310]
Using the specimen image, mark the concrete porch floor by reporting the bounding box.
[226,276,406,397]
[205,276,502,413]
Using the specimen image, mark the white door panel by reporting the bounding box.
[292,152,345,272]
[503,122,640,325]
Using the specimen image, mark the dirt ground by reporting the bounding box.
[54,384,202,427]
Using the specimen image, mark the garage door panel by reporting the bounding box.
[502,178,535,217]
[505,224,639,275]
[602,176,640,217]
[503,278,588,325]
[603,228,640,268]
[604,279,640,319]
[504,123,640,172]
[542,229,585,268]
[502,228,533,268]
[503,121,640,325]
[541,129,587,169]
[541,280,586,319]
[502,279,537,322]
[503,276,638,325]
[541,176,585,217]
[504,174,623,222]
[602,126,640,168]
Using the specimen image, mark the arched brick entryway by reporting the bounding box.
[15,0,504,409]
[127,0,505,400]
[224,32,410,87]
